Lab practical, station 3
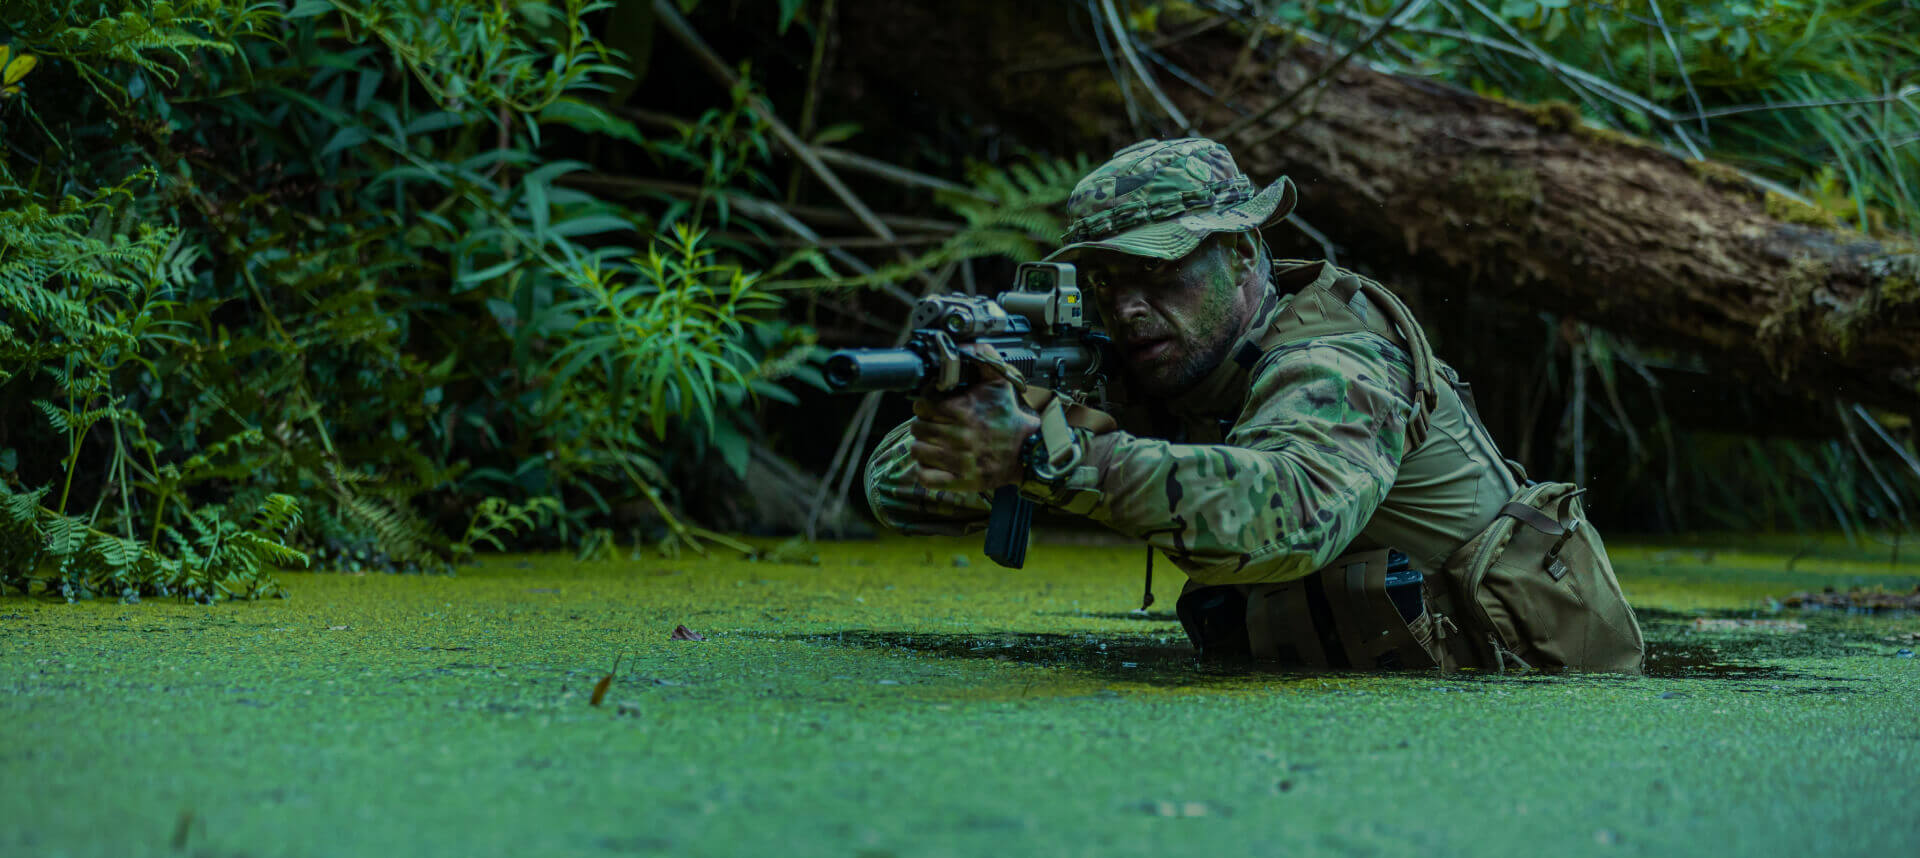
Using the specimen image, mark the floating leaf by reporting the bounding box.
[590,654,622,707]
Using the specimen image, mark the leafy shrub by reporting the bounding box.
[0,0,815,599]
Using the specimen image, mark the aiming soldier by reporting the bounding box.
[862,138,1643,673]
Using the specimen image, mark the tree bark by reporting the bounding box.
[832,1,1920,414]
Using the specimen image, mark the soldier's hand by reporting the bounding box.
[909,344,1041,493]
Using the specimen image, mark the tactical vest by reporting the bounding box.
[1175,260,1646,674]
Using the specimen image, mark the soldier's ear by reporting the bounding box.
[1225,232,1263,275]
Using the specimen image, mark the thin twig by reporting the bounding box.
[1100,0,1192,133]
[1088,0,1146,134]
[810,296,901,336]
[1674,88,1920,122]
[1000,17,1230,76]
[807,391,882,541]
[714,231,954,250]
[1616,344,1684,528]
[1671,123,1706,161]
[651,0,899,245]
[806,261,962,539]
[814,147,993,201]
[561,174,924,308]
[1451,0,1674,122]
[1837,401,1911,527]
[1645,0,1707,139]
[623,105,991,201]
[746,214,920,309]
[564,174,965,234]
[1852,404,1920,483]
[1136,39,1230,102]
[1222,0,1428,141]
[787,0,838,205]
[1290,215,1338,266]
[1202,12,1270,128]
[826,395,884,537]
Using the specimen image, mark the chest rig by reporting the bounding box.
[1172,259,1457,670]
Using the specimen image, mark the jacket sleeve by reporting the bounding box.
[862,419,994,535]
[1038,331,1415,584]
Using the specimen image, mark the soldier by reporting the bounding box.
[863,138,1643,673]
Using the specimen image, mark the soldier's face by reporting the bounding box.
[1078,236,1261,399]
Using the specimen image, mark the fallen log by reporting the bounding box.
[831,1,1920,416]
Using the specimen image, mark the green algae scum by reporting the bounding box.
[4,536,1918,857]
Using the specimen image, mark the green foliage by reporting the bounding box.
[329,0,610,114]
[536,223,814,552]
[0,0,810,600]
[1,480,302,603]
[453,496,562,562]
[2,0,273,103]
[547,223,785,442]
[937,158,1093,261]
[0,177,176,370]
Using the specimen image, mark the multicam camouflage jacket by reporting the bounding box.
[864,259,1520,586]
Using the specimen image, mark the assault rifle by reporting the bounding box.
[825,262,1113,569]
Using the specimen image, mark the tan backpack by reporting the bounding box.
[1429,478,1645,673]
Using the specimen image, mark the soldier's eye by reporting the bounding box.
[1140,258,1166,275]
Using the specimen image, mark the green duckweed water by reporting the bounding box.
[3,535,1918,857]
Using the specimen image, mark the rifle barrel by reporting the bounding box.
[824,348,928,392]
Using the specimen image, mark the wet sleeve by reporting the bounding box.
[1046,332,1415,584]
[862,419,994,535]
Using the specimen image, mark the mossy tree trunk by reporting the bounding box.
[832,1,1920,415]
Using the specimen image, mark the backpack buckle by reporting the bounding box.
[1543,518,1581,580]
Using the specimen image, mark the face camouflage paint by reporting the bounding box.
[1078,236,1262,399]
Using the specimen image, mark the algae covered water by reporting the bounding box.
[3,536,1917,857]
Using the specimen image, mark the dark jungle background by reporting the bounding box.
[3,0,1917,602]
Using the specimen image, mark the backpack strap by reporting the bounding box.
[1255,263,1448,449]
[1346,276,1442,445]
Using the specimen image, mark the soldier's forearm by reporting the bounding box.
[862,420,993,535]
[1069,431,1381,584]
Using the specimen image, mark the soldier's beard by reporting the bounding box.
[1121,327,1238,400]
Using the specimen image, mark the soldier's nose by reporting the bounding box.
[1113,291,1150,324]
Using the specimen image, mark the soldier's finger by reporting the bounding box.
[908,418,964,446]
[961,342,1004,365]
[917,394,976,424]
[911,396,965,423]
[909,440,969,476]
[962,343,1019,387]
[916,465,962,489]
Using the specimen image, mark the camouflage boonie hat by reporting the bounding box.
[1047,137,1297,261]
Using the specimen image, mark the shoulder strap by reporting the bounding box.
[1255,263,1446,448]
